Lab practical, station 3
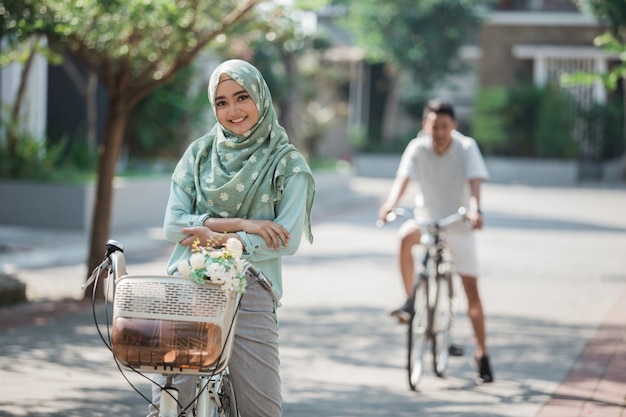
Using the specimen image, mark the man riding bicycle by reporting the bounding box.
[378,99,494,383]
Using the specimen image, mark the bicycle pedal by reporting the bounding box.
[448,344,465,357]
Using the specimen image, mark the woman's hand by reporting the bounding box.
[179,226,227,248]
[180,220,290,250]
[240,219,290,250]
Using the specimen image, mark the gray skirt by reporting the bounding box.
[148,281,281,417]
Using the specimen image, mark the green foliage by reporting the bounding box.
[601,98,625,158]
[561,32,626,91]
[472,83,582,159]
[581,98,625,159]
[348,124,368,151]
[339,0,483,91]
[126,65,210,159]
[576,0,626,34]
[1,0,260,98]
[471,87,508,153]
[534,86,577,158]
[0,122,64,180]
[504,84,545,156]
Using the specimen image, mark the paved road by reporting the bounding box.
[1,177,625,416]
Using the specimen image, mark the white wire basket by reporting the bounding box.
[111,275,241,376]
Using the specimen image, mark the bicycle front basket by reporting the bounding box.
[111,275,240,375]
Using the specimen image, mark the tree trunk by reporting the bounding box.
[83,94,129,299]
[622,76,626,180]
[86,72,99,151]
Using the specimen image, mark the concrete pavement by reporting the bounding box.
[0,172,625,416]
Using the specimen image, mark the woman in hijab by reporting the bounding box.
[150,59,315,417]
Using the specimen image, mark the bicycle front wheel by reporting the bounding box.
[218,371,238,417]
[408,277,429,391]
[432,272,453,378]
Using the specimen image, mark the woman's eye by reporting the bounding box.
[216,100,226,107]
[237,94,249,102]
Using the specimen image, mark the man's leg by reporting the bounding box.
[460,274,493,382]
[390,223,421,323]
[459,275,487,357]
[399,222,421,297]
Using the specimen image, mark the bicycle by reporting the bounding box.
[379,207,468,391]
[85,239,278,416]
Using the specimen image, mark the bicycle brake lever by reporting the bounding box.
[82,258,110,289]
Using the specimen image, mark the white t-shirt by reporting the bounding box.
[396,130,489,223]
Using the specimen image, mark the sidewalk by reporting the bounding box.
[535,288,626,417]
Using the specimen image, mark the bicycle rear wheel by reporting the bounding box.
[407,277,429,391]
[432,271,453,378]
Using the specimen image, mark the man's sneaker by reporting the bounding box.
[474,355,494,383]
[448,344,465,357]
[389,300,413,324]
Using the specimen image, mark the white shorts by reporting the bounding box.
[444,230,479,278]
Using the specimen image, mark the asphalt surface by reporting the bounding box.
[0,173,625,417]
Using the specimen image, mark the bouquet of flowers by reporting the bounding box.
[177,237,246,294]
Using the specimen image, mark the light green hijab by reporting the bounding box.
[172,59,314,243]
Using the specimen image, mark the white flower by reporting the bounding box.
[261,194,270,203]
[226,238,243,259]
[208,263,227,283]
[220,192,229,201]
[236,183,245,192]
[177,261,191,276]
[182,237,247,294]
[189,253,205,270]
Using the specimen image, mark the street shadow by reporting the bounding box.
[279,305,620,417]
[1,303,622,416]
[0,304,151,417]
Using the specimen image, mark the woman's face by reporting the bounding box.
[214,75,259,135]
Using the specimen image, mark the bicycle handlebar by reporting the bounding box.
[82,240,125,289]
[419,207,468,229]
[83,239,282,307]
[377,207,468,229]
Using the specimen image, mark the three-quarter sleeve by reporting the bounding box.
[237,173,308,262]
[163,182,210,243]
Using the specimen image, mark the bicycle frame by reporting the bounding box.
[87,240,245,417]
[404,208,467,390]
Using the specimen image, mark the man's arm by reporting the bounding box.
[468,178,484,230]
[378,175,410,222]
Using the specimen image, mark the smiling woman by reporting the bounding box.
[154,59,316,417]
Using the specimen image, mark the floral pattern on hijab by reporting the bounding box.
[172,59,314,242]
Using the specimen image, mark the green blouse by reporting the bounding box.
[163,171,310,300]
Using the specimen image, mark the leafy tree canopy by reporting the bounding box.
[1,0,258,106]
[337,0,483,90]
